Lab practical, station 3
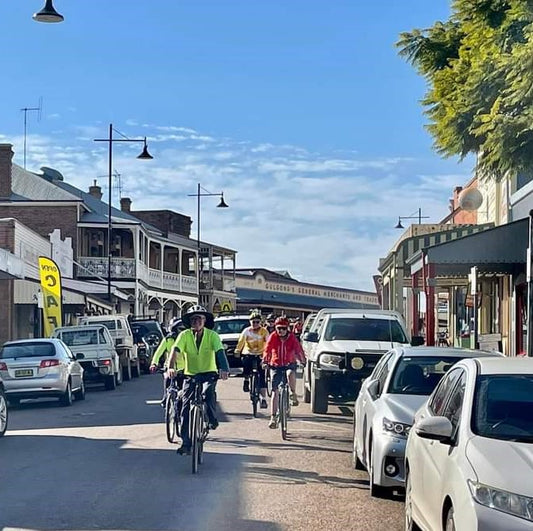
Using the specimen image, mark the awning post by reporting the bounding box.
[527,211,533,356]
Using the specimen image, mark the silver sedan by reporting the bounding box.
[0,338,85,406]
[352,346,500,497]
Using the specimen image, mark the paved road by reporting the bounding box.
[2,373,404,531]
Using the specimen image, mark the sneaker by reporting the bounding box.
[243,380,250,393]
[290,393,299,407]
[177,444,191,455]
[268,416,277,429]
[260,398,268,409]
[209,419,219,430]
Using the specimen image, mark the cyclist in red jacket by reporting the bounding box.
[263,316,306,429]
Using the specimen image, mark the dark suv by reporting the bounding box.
[129,318,164,373]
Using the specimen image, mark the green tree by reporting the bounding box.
[397,0,533,177]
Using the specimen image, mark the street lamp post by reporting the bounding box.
[94,124,153,302]
[33,0,64,22]
[188,183,229,284]
[394,207,430,229]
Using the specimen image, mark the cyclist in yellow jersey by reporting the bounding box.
[150,317,185,405]
[234,310,269,408]
[167,305,229,455]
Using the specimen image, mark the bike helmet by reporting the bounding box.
[249,310,262,321]
[274,316,290,328]
[266,313,275,321]
[169,317,184,334]
[182,304,214,329]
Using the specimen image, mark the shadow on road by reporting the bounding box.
[244,463,369,489]
[0,432,282,531]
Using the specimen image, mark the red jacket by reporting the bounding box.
[263,332,305,367]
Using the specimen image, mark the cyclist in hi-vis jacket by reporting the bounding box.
[263,316,306,429]
[167,305,230,455]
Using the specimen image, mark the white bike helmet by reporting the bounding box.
[182,304,214,329]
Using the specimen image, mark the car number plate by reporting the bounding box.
[15,369,33,377]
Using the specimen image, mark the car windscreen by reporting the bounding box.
[213,319,249,335]
[0,342,56,359]
[472,374,533,442]
[323,317,408,343]
[131,323,162,339]
[59,330,99,347]
[388,356,460,395]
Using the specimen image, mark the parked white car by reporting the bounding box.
[405,357,533,531]
[53,325,121,390]
[0,338,85,406]
[353,347,499,497]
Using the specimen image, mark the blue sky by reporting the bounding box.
[1,1,470,290]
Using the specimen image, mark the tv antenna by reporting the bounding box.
[20,97,43,169]
[97,170,123,204]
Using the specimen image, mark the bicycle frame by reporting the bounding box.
[276,369,291,440]
[188,374,217,474]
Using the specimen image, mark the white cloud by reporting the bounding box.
[5,124,472,291]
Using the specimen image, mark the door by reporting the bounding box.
[422,370,466,530]
[413,367,463,524]
[61,343,83,391]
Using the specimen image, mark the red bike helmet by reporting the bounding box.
[274,317,290,328]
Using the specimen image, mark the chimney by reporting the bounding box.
[120,197,132,213]
[0,144,14,199]
[88,179,103,200]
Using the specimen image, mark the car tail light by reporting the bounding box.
[98,359,112,366]
[0,362,7,370]
[40,359,60,368]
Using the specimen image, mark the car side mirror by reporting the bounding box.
[411,336,425,347]
[76,353,85,360]
[303,331,319,343]
[415,416,453,444]
[367,379,380,400]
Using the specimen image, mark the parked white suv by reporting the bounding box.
[78,315,139,380]
[302,308,423,414]
[212,315,250,369]
[53,325,121,390]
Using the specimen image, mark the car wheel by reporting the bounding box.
[74,380,86,401]
[405,470,421,531]
[122,359,132,381]
[310,371,328,414]
[0,389,8,437]
[445,505,456,531]
[352,410,365,470]
[60,381,73,407]
[368,438,388,498]
[105,374,117,391]
[303,367,311,403]
[132,358,141,378]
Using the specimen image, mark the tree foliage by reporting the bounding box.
[397,0,533,177]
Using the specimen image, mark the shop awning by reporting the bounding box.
[408,218,528,276]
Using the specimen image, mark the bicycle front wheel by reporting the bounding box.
[279,387,288,440]
[251,372,259,417]
[191,406,202,474]
[266,369,273,397]
[165,395,177,443]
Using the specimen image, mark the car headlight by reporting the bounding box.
[319,353,343,369]
[383,417,411,438]
[468,480,533,522]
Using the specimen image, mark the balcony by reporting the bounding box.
[78,257,197,295]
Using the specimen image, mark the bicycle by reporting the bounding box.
[265,366,273,397]
[165,376,182,444]
[189,373,218,474]
[249,357,262,417]
[276,368,291,440]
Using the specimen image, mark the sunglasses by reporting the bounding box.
[276,326,288,331]
[251,320,261,324]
